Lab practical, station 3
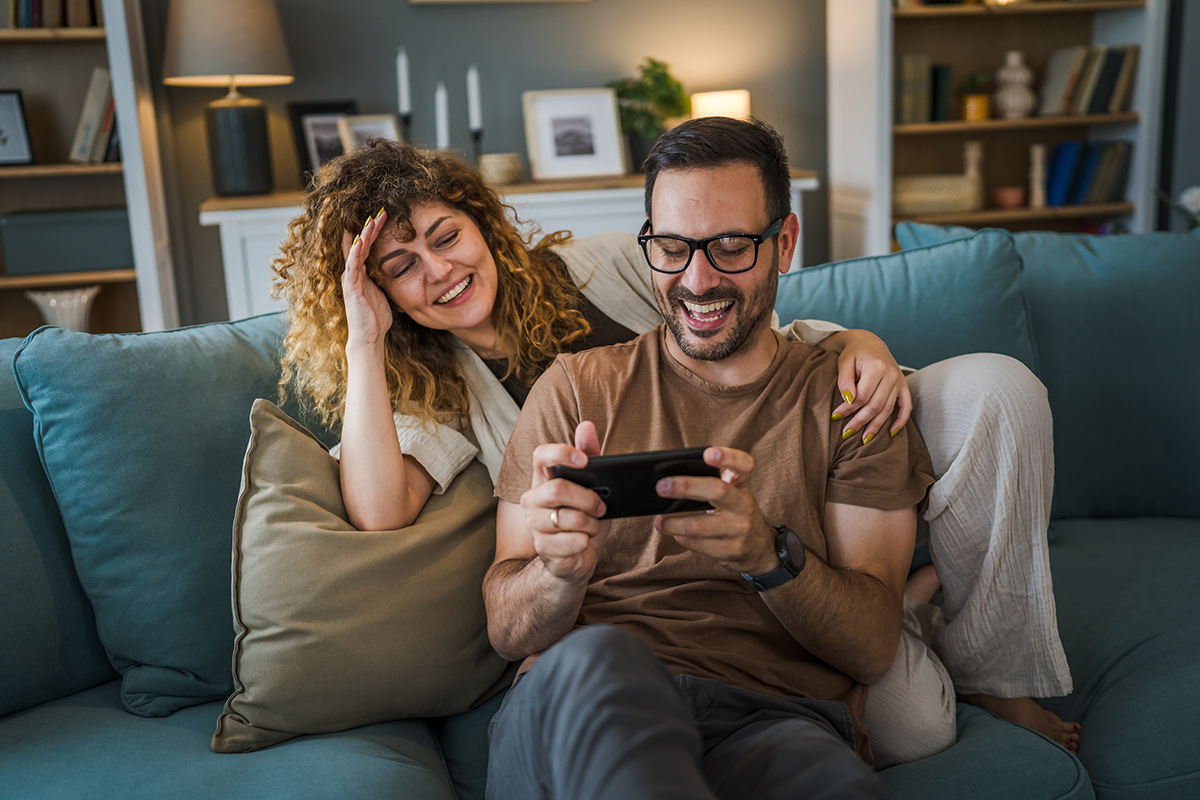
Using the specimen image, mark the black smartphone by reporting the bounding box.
[549,447,719,519]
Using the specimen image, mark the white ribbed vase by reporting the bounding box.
[994,50,1037,120]
[25,285,102,331]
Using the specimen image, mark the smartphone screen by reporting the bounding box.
[549,447,718,519]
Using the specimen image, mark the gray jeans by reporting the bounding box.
[486,626,888,800]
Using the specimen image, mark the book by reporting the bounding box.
[68,66,110,163]
[930,64,952,122]
[1069,143,1103,205]
[64,0,88,26]
[1071,46,1108,114]
[895,53,931,125]
[1086,47,1126,115]
[1108,45,1140,113]
[88,95,115,163]
[103,117,121,162]
[41,0,62,27]
[1103,141,1132,202]
[1084,143,1119,205]
[1039,46,1089,116]
[31,0,40,28]
[1046,141,1081,207]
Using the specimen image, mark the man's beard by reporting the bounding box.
[653,246,779,363]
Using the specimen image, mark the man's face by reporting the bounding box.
[649,163,781,363]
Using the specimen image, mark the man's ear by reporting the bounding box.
[777,213,800,275]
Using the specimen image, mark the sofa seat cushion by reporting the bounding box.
[1043,517,1200,800]
[894,224,1200,520]
[774,228,1038,374]
[879,703,1093,800]
[1,340,116,717]
[0,680,457,800]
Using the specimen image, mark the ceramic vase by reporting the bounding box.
[25,285,102,331]
[994,50,1037,120]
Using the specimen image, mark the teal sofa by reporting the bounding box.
[2,225,1197,799]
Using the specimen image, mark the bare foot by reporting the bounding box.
[905,563,941,605]
[960,694,1081,753]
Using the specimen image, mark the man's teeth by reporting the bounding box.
[683,299,733,317]
[436,276,471,304]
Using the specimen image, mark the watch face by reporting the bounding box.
[781,529,805,570]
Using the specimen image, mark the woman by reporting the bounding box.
[273,139,1076,764]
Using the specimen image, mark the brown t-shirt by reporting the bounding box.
[495,326,935,761]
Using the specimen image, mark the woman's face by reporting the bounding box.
[371,202,500,349]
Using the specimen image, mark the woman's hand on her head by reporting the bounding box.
[828,329,912,442]
[341,210,395,351]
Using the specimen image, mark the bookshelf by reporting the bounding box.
[827,0,1168,259]
[0,1,178,339]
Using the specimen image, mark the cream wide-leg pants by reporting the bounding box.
[861,353,1074,769]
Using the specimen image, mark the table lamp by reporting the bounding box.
[690,90,752,121]
[161,0,294,196]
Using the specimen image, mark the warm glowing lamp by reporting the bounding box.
[690,90,752,120]
[161,0,294,196]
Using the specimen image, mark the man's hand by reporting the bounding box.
[520,421,612,584]
[652,446,778,576]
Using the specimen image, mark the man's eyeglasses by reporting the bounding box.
[637,217,783,275]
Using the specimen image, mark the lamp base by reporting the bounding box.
[206,95,273,196]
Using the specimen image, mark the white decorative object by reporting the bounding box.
[396,48,411,115]
[434,82,449,149]
[25,285,102,331]
[1029,143,1048,209]
[478,153,523,186]
[466,64,482,133]
[994,50,1037,120]
[964,140,984,210]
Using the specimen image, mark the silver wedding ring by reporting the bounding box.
[550,508,561,531]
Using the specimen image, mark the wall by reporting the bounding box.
[1167,0,1200,232]
[144,0,829,325]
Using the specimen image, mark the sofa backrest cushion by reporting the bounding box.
[1,339,117,717]
[895,222,1200,520]
[775,228,1039,374]
[10,314,324,717]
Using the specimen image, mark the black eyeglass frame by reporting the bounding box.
[637,217,784,274]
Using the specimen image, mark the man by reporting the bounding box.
[483,117,935,799]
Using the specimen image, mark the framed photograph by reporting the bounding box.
[522,89,626,181]
[337,114,402,153]
[0,90,34,166]
[287,100,358,186]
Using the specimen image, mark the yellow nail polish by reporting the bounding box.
[841,428,856,441]
[863,433,874,445]
[890,428,899,438]
[353,234,361,247]
[375,206,386,219]
[842,390,855,406]
[831,412,843,421]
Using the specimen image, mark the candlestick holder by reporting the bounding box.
[470,130,483,165]
[401,113,413,144]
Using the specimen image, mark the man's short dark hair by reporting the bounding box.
[642,117,791,227]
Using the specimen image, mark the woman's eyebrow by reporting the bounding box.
[378,216,452,266]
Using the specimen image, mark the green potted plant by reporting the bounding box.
[606,58,690,171]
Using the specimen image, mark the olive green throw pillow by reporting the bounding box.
[211,400,515,754]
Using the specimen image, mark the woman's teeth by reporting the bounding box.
[436,276,472,304]
[683,298,733,320]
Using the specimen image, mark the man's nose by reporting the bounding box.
[680,247,724,295]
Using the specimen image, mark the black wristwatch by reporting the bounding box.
[740,525,806,592]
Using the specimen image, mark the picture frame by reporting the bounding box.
[0,90,34,166]
[522,89,626,181]
[287,100,358,186]
[337,114,402,153]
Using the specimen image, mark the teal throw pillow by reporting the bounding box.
[11,314,307,717]
[775,228,1039,374]
[895,222,1200,520]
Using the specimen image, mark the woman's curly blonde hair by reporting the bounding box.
[273,139,591,429]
